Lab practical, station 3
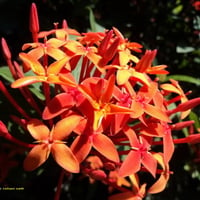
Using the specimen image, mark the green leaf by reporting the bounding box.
[87,7,105,32]
[166,75,200,86]
[0,66,14,82]
[189,111,200,131]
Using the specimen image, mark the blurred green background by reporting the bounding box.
[0,0,200,199]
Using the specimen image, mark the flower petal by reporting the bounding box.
[92,133,119,163]
[142,152,157,177]
[23,144,49,171]
[42,93,75,120]
[53,115,83,140]
[19,52,45,75]
[148,172,170,194]
[27,119,49,140]
[11,76,46,88]
[118,151,141,177]
[47,57,70,75]
[71,135,92,163]
[144,104,170,122]
[51,143,79,173]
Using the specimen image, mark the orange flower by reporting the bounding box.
[126,81,170,122]
[78,75,132,130]
[11,53,76,88]
[24,115,82,172]
[119,127,157,177]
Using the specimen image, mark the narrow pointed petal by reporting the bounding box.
[46,47,66,60]
[11,76,46,88]
[47,57,69,75]
[23,144,49,171]
[101,74,115,103]
[27,119,49,140]
[92,133,119,163]
[53,115,83,140]
[42,93,75,120]
[47,38,66,48]
[144,104,170,122]
[51,143,79,173]
[142,152,157,177]
[28,47,44,61]
[71,135,92,163]
[19,53,45,75]
[109,104,132,114]
[131,70,150,86]
[47,74,76,87]
[118,151,141,177]
[123,126,140,147]
[163,133,174,163]
[148,172,170,194]
[160,83,182,94]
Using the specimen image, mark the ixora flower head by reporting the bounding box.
[1,3,200,200]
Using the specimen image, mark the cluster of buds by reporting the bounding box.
[1,3,200,199]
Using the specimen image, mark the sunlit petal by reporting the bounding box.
[19,52,45,75]
[92,133,119,163]
[42,93,75,120]
[47,57,70,75]
[23,144,49,171]
[118,151,141,177]
[11,76,46,88]
[142,152,157,177]
[51,143,79,173]
[53,115,83,140]
[71,135,92,163]
[27,119,49,140]
[144,104,170,122]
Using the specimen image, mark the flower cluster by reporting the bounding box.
[1,3,200,199]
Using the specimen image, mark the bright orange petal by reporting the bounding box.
[11,76,46,88]
[23,144,49,171]
[42,93,75,120]
[131,70,150,86]
[130,101,143,118]
[19,52,45,75]
[118,151,141,177]
[51,143,79,173]
[148,172,170,194]
[53,115,83,140]
[47,57,70,75]
[92,133,119,163]
[142,152,157,177]
[46,47,66,60]
[163,133,174,163]
[101,74,115,103]
[47,38,66,48]
[28,47,44,61]
[47,74,76,87]
[108,104,132,114]
[71,135,92,163]
[144,104,170,122]
[27,119,49,140]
